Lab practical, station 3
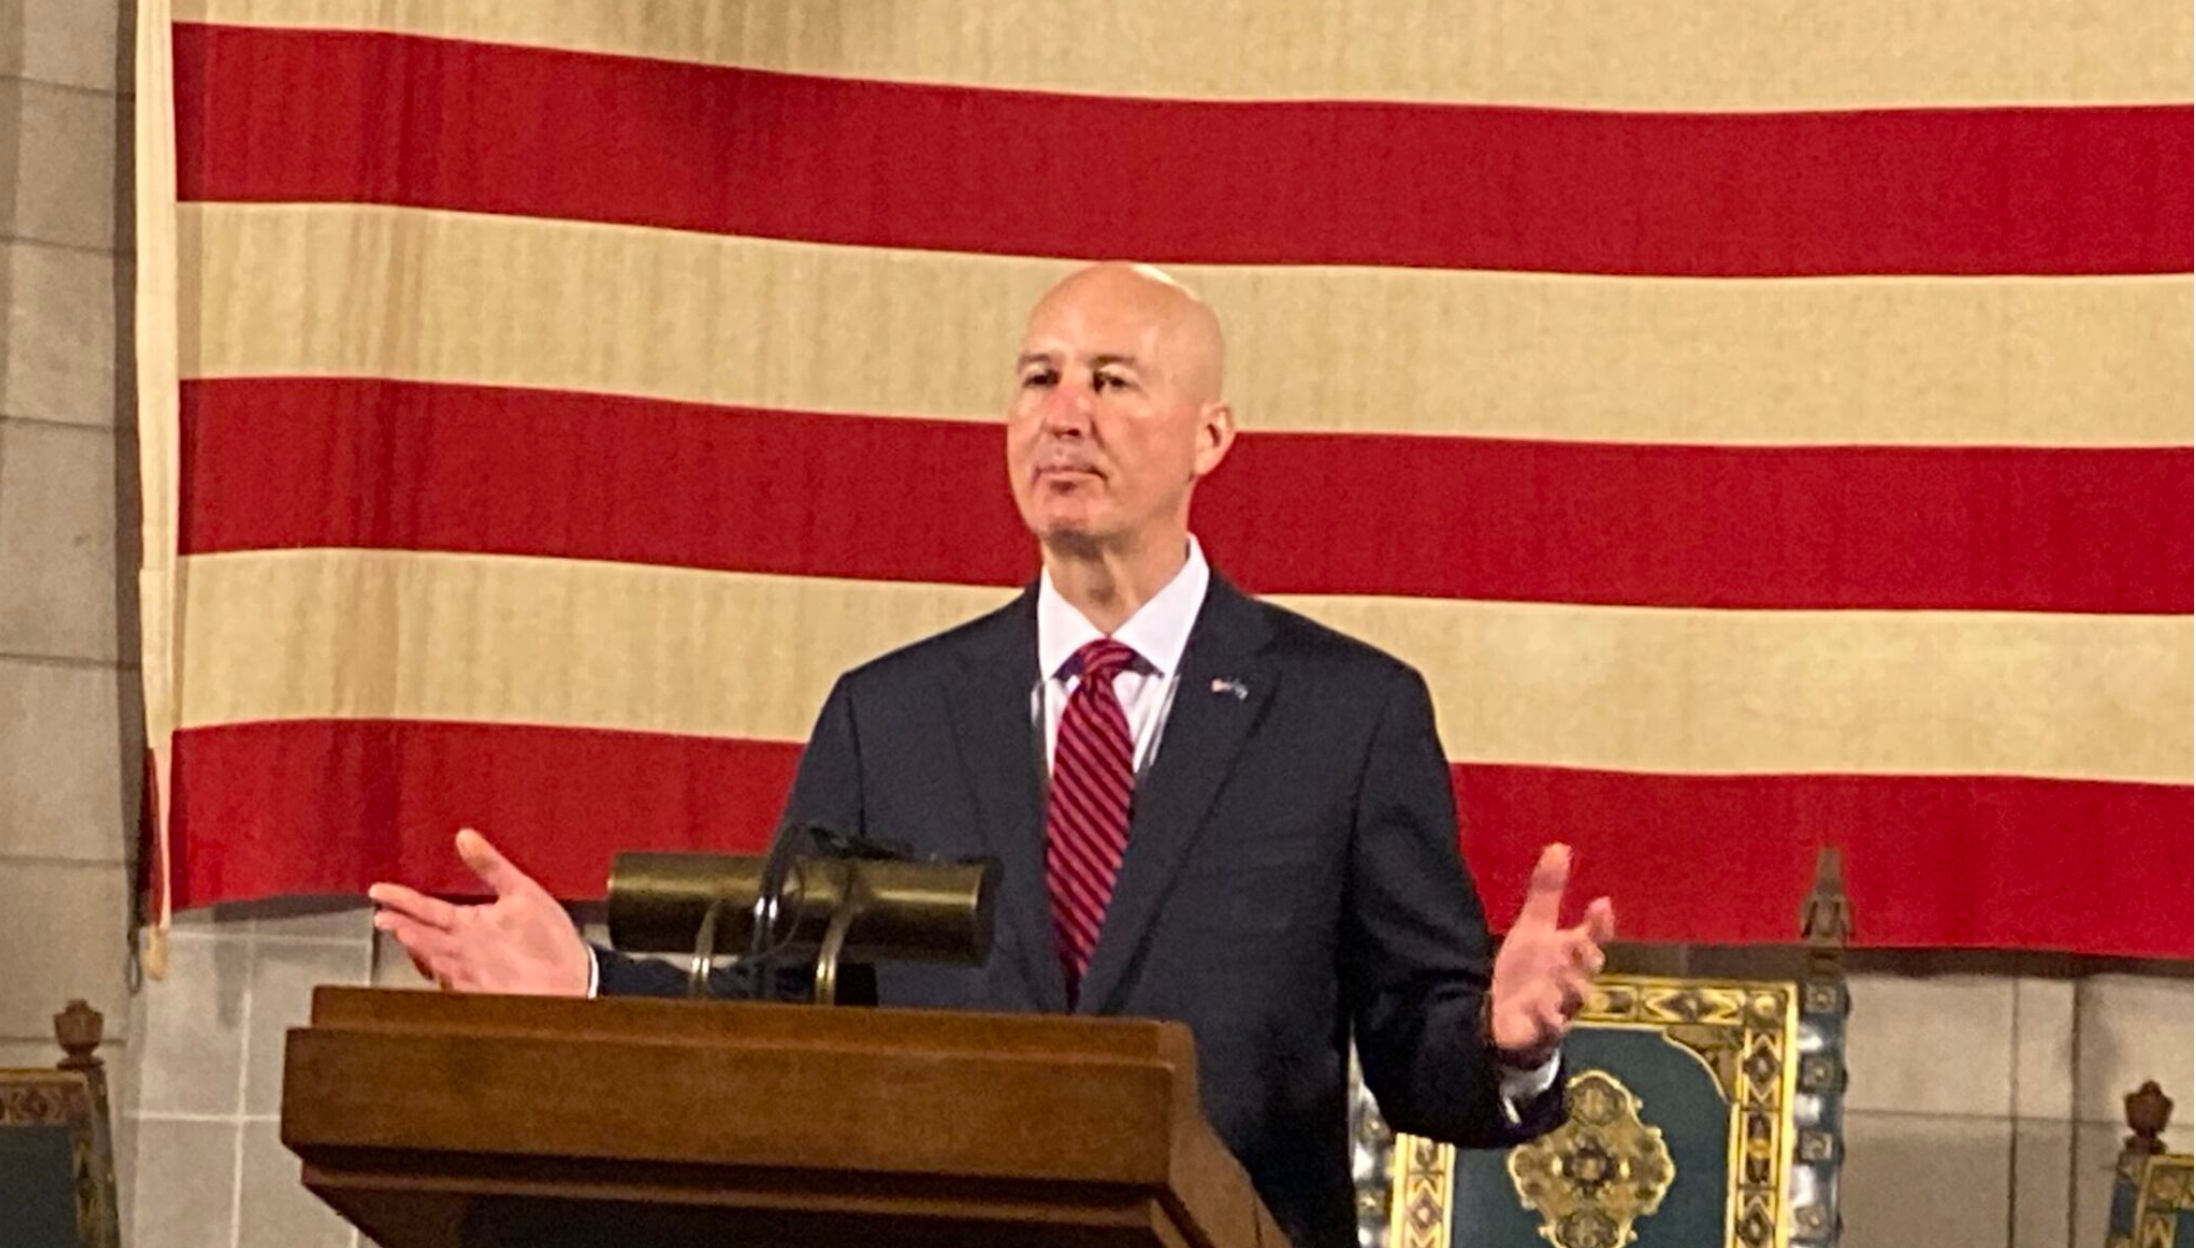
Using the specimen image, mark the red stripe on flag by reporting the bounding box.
[180,377,2196,612]
[1458,764,2193,961]
[171,23,2194,277]
[168,720,803,910]
[166,719,2194,957]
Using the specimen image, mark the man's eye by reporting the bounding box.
[1094,372,1130,392]
[1021,370,1058,389]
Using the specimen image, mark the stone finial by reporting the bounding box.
[1800,848,1852,983]
[2125,1080,2173,1155]
[53,999,104,1072]
[1800,848,1852,945]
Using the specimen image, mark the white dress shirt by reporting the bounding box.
[1034,537,1212,777]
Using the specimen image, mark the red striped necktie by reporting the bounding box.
[1046,638,1141,1004]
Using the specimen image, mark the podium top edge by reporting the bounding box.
[308,986,1198,1064]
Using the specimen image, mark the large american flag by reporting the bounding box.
[137,0,2193,956]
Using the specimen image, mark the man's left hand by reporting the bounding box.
[1488,843,1615,1069]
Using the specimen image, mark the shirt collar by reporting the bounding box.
[1037,536,1211,681]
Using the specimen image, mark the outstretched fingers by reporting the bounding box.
[375,913,468,983]
[455,828,539,901]
[1516,843,1572,930]
[367,882,461,931]
[1582,896,1617,945]
[1562,931,1606,975]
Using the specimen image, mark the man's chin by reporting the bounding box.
[1032,518,1111,557]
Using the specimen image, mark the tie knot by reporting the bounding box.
[1073,638,1140,681]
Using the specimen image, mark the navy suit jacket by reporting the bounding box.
[599,575,1561,1246]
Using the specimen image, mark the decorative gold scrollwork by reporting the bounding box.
[2135,1155,2192,1248]
[1507,1070,1677,1248]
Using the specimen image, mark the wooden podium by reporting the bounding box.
[281,987,1288,1247]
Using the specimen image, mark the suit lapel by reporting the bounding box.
[1077,578,1275,1014]
[942,588,1067,1011]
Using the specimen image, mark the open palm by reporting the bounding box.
[1488,843,1615,1067]
[368,829,593,996]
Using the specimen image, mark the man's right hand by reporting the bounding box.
[368,829,593,996]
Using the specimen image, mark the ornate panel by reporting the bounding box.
[1351,974,1846,1248]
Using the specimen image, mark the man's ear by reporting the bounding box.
[1191,401,1236,480]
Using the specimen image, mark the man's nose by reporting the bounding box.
[1039,382,1094,434]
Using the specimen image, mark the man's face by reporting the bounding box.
[1006,277,1228,554]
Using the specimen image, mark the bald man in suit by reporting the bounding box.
[372,263,1616,1247]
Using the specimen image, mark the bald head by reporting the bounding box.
[1025,263,1225,403]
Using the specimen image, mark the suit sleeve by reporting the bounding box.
[1343,665,1563,1147]
[595,675,867,1000]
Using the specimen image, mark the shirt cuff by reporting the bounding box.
[585,945,602,999]
[1495,1050,1561,1125]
